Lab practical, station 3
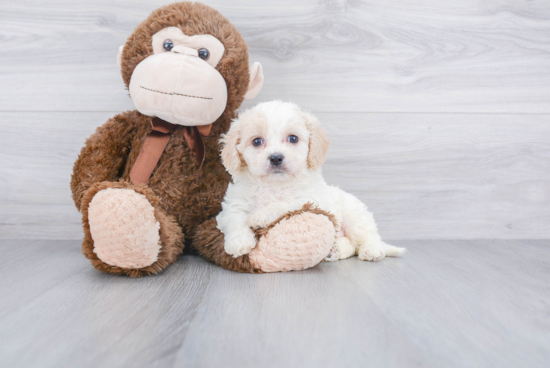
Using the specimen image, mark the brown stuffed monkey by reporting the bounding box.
[71,2,335,277]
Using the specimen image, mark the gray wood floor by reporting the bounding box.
[0,239,549,368]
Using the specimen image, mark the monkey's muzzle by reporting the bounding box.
[129,52,228,127]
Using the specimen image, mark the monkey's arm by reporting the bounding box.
[71,113,137,211]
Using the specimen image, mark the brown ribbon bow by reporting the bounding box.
[129,117,212,185]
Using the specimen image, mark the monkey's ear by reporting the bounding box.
[117,45,124,68]
[244,62,264,100]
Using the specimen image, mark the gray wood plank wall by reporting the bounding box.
[0,0,549,239]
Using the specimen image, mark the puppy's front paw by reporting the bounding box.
[224,230,257,258]
[246,209,278,230]
[358,242,386,262]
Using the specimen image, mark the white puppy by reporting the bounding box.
[216,101,405,261]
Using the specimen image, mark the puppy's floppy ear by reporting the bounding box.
[301,111,330,171]
[220,123,243,176]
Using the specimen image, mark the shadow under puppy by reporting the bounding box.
[217,100,405,261]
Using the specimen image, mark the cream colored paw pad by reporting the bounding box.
[249,212,335,273]
[88,188,161,269]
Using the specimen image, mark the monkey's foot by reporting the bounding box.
[193,203,336,273]
[88,188,161,269]
[81,181,184,277]
[249,208,336,272]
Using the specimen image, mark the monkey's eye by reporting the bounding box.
[252,138,263,147]
[163,39,174,51]
[288,135,299,144]
[198,48,210,60]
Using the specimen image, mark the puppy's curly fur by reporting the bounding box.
[216,101,406,262]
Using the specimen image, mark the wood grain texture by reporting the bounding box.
[0,112,112,239]
[0,0,549,239]
[1,112,548,239]
[0,0,549,113]
[0,239,549,367]
[0,240,87,318]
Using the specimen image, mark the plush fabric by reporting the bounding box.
[89,188,161,268]
[71,2,251,277]
[129,52,228,126]
[244,62,264,100]
[71,2,336,277]
[194,203,337,273]
[80,180,184,277]
[119,2,250,121]
[249,212,335,273]
[150,27,225,68]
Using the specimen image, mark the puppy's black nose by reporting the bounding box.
[269,153,284,166]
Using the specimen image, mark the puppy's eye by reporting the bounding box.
[288,135,299,144]
[163,39,174,51]
[252,138,263,146]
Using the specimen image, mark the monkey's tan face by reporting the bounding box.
[128,27,228,126]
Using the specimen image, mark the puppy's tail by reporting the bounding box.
[383,242,406,257]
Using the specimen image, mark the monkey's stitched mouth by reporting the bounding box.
[140,86,213,100]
